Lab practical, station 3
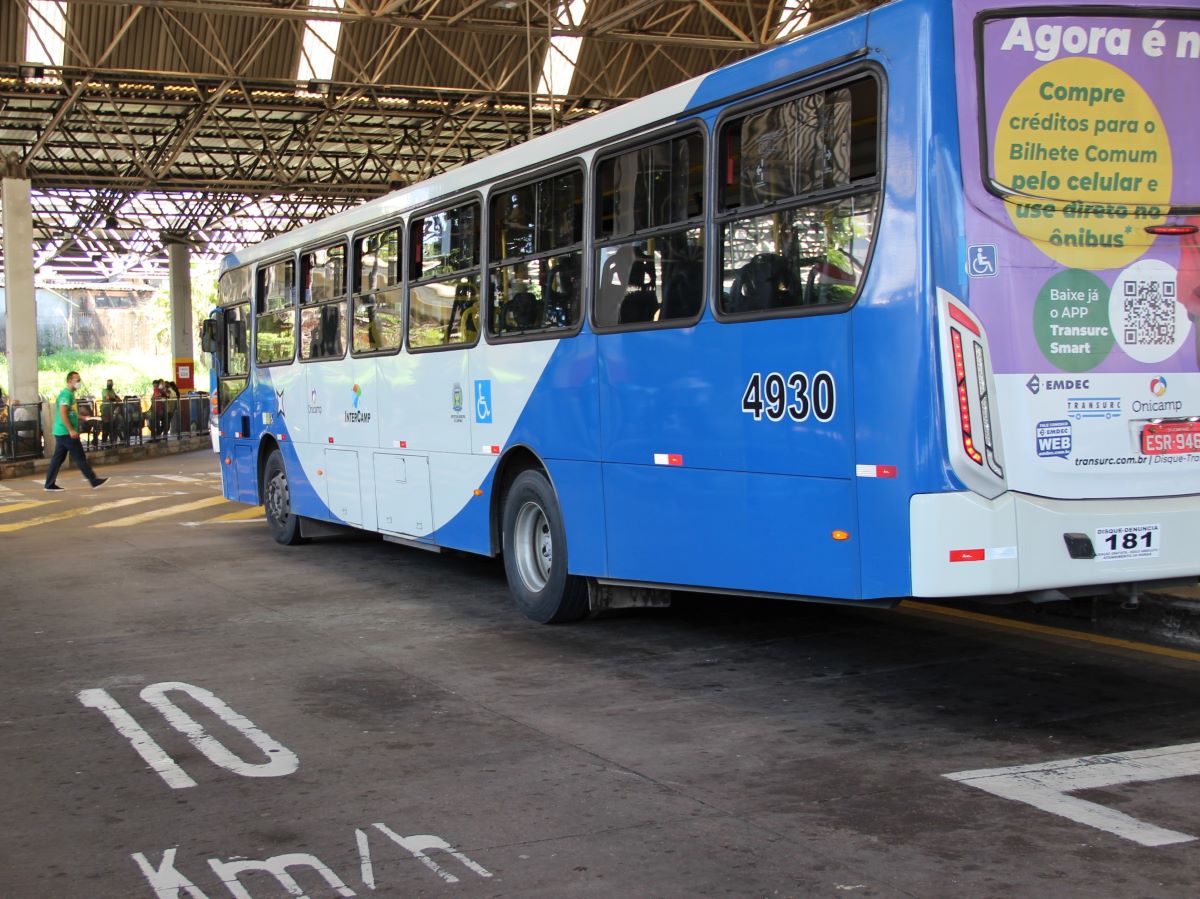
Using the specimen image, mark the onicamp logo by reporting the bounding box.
[1150,376,1168,397]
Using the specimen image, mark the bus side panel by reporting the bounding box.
[598,313,858,597]
[602,465,860,596]
[851,0,961,599]
[544,458,608,577]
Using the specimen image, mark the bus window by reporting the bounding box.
[594,131,705,329]
[255,258,296,365]
[352,227,403,355]
[218,265,252,307]
[717,76,880,317]
[408,203,481,350]
[488,169,584,338]
[300,242,348,361]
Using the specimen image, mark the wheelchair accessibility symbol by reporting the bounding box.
[967,245,998,278]
[474,380,493,424]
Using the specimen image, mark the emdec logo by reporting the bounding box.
[1150,376,1168,397]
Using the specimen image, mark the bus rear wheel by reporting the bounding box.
[263,449,303,546]
[502,469,587,624]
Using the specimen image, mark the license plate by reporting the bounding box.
[1141,420,1200,455]
[1094,524,1159,561]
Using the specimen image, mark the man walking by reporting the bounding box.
[44,371,109,491]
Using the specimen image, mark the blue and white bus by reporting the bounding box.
[204,0,1200,623]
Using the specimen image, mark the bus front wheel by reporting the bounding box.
[263,449,303,546]
[502,469,587,624]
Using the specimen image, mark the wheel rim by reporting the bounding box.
[266,470,290,526]
[513,500,552,593]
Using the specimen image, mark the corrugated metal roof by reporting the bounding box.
[0,0,881,283]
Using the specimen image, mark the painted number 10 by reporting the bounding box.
[741,371,836,423]
[78,681,298,789]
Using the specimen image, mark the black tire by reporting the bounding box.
[502,469,588,623]
[263,449,304,546]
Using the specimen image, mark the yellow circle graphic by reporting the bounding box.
[994,57,1171,269]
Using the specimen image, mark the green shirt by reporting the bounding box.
[53,387,79,437]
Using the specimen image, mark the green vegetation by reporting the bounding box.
[1,260,218,402]
[0,348,209,399]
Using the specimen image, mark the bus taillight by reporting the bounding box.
[938,290,1006,495]
[950,328,983,465]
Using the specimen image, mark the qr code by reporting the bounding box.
[1124,278,1176,345]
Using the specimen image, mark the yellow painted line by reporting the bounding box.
[209,505,265,522]
[899,599,1200,664]
[0,501,56,515]
[92,495,229,528]
[0,495,163,533]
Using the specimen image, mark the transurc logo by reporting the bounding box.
[1067,396,1121,420]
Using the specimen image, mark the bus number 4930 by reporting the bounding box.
[741,371,836,423]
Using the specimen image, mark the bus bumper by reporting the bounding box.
[910,490,1200,598]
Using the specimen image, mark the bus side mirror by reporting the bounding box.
[200,319,218,353]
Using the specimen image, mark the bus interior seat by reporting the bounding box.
[544,258,578,327]
[730,253,803,312]
[662,256,703,319]
[505,289,541,330]
[618,259,659,324]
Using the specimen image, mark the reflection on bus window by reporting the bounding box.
[353,227,403,355]
[409,203,480,350]
[720,198,876,313]
[489,169,583,338]
[594,132,705,329]
[353,289,403,354]
[717,76,880,317]
[255,259,295,364]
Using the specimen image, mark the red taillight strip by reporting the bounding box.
[951,328,983,465]
[948,302,981,337]
[1144,224,1198,236]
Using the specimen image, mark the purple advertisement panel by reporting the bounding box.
[953,2,1200,498]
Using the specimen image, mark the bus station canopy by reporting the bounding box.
[0,0,870,285]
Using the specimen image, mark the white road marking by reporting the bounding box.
[356,829,376,890]
[945,741,1200,846]
[78,689,198,789]
[140,682,299,780]
[92,495,228,528]
[0,495,162,533]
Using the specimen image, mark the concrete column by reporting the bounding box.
[166,238,195,390]
[2,175,39,405]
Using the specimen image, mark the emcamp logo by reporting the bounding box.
[1150,376,1168,397]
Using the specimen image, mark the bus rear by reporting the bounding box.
[917,1,1200,597]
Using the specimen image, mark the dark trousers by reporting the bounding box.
[45,434,100,487]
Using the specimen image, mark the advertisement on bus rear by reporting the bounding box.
[954,2,1200,498]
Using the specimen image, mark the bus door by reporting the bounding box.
[208,303,257,503]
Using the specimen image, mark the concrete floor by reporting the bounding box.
[2,451,1200,898]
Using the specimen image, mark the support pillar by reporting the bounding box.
[166,237,195,390]
[2,172,39,405]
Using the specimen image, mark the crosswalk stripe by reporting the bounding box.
[209,505,265,522]
[0,501,56,516]
[92,495,229,528]
[0,495,164,533]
